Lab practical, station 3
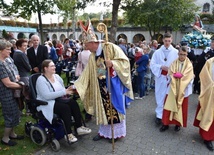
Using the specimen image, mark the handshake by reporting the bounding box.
[173,72,183,79]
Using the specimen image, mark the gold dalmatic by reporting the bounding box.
[164,58,194,126]
[74,42,134,125]
[196,57,214,131]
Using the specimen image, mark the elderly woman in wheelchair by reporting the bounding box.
[35,59,91,143]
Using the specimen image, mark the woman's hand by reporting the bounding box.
[66,89,73,95]
[67,85,75,90]
[1,78,23,89]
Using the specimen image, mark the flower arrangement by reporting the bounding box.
[181,30,212,49]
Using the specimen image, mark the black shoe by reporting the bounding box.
[204,140,214,151]
[1,139,17,146]
[9,135,24,140]
[155,118,162,126]
[93,134,103,141]
[174,125,180,132]
[159,125,169,132]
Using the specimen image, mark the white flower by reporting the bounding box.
[203,34,212,39]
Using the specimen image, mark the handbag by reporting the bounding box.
[42,75,71,104]
[75,52,84,76]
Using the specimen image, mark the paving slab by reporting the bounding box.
[34,91,212,155]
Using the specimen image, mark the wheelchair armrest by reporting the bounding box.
[31,99,48,106]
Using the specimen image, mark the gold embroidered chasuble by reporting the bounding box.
[196,57,214,131]
[74,42,134,125]
[164,58,194,126]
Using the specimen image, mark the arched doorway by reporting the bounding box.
[132,34,145,43]
[52,34,57,40]
[17,32,25,39]
[152,34,163,44]
[44,33,49,42]
[203,3,210,13]
[69,34,73,39]
[29,33,35,39]
[117,34,128,42]
[60,34,66,42]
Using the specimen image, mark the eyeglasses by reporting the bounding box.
[179,54,187,56]
[5,48,11,51]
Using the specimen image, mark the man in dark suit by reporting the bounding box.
[27,35,49,73]
[193,40,214,94]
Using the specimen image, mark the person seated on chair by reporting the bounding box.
[36,59,91,143]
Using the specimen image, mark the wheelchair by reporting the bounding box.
[25,73,76,152]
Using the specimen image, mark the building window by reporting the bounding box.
[203,3,210,13]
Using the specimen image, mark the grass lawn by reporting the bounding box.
[0,109,45,155]
[0,73,85,155]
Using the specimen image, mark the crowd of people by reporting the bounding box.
[0,34,91,146]
[0,18,214,152]
[116,32,214,151]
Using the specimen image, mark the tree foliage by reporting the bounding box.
[1,0,97,41]
[78,11,112,21]
[56,0,96,21]
[56,0,76,22]
[1,0,58,43]
[123,0,199,39]
[2,0,56,20]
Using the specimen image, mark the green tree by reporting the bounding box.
[77,0,124,43]
[103,10,112,19]
[56,0,76,39]
[1,0,57,43]
[56,0,96,39]
[123,0,199,40]
[97,0,127,42]
[78,11,112,21]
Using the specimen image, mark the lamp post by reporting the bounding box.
[50,18,52,30]
[99,12,103,40]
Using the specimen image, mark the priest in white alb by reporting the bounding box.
[150,33,178,126]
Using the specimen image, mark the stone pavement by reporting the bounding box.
[35,91,213,155]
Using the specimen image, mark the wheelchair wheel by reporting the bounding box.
[51,139,60,152]
[30,126,46,146]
